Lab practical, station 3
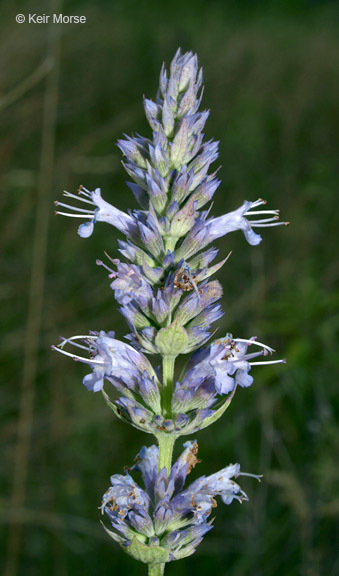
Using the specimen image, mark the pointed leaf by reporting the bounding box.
[170,196,196,237]
[171,118,189,166]
[125,536,170,564]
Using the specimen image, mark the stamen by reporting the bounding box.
[239,472,262,482]
[51,345,105,365]
[234,492,249,503]
[104,251,120,266]
[240,489,249,499]
[96,259,116,276]
[250,198,267,209]
[250,358,286,366]
[251,221,287,228]
[59,335,98,351]
[240,350,267,361]
[78,185,93,198]
[59,334,98,345]
[244,210,279,216]
[63,191,95,206]
[233,337,275,354]
[59,339,90,351]
[54,201,95,214]
[248,217,280,224]
[54,211,93,218]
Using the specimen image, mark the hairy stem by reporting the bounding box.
[148,356,177,575]
[162,355,175,417]
[157,433,176,473]
[148,563,165,576]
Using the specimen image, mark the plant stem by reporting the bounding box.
[148,563,165,576]
[148,357,176,575]
[157,433,176,473]
[162,355,175,417]
[159,355,177,470]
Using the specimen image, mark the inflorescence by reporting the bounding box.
[53,49,286,572]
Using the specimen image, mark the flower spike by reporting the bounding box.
[52,48,287,571]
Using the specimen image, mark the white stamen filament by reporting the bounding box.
[233,338,275,354]
[252,221,287,228]
[78,186,92,198]
[235,492,249,503]
[250,359,286,366]
[239,472,262,481]
[55,201,95,214]
[54,211,93,218]
[52,346,105,365]
[240,350,267,361]
[104,251,120,266]
[97,259,116,275]
[63,191,95,206]
[59,340,90,351]
[248,217,279,224]
[244,209,279,216]
[59,334,98,345]
[250,198,267,208]
[58,334,98,351]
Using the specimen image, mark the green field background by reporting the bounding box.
[1,1,338,575]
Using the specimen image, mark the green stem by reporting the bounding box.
[148,359,176,575]
[148,563,165,576]
[162,355,175,417]
[157,433,176,473]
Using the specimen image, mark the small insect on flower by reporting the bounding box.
[174,263,202,296]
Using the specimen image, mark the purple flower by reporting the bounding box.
[207,198,289,246]
[101,441,260,560]
[53,49,287,567]
[54,186,137,239]
[110,261,153,309]
[51,331,160,398]
[100,473,154,539]
[183,334,286,396]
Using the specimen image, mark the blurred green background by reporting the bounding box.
[1,0,338,575]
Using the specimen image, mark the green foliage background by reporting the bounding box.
[1,1,338,575]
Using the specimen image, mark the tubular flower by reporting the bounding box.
[54,186,137,238]
[51,332,162,414]
[181,334,286,396]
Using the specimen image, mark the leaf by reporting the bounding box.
[171,118,189,166]
[178,387,237,436]
[125,536,170,564]
[170,196,196,237]
[196,387,236,430]
[101,521,125,545]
